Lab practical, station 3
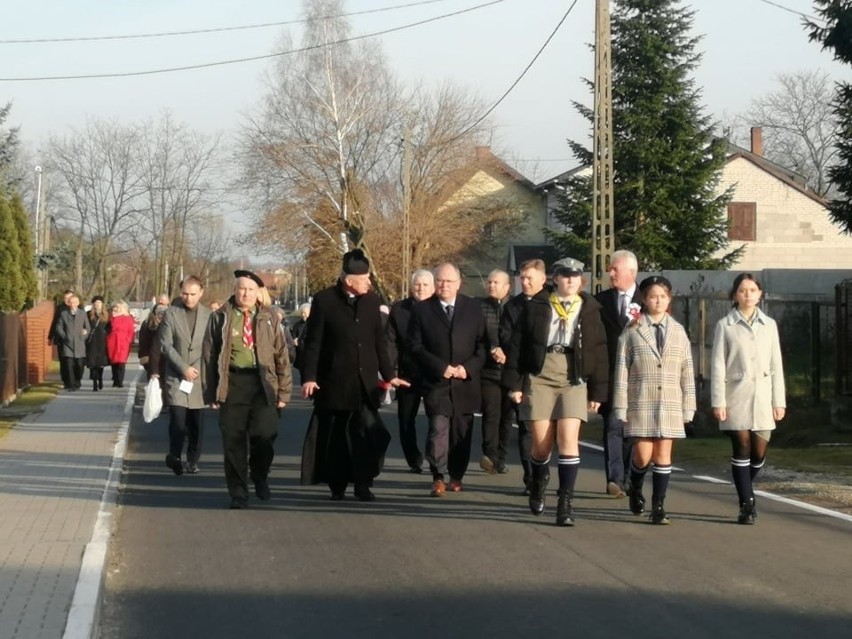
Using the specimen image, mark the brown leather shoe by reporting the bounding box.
[430,480,446,497]
[449,479,463,492]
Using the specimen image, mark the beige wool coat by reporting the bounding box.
[710,308,785,432]
[613,315,696,439]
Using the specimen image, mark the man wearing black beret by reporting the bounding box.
[300,248,410,501]
[202,269,292,509]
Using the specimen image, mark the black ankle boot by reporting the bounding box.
[649,499,670,525]
[528,468,550,516]
[628,485,646,515]
[737,497,756,525]
[556,490,574,526]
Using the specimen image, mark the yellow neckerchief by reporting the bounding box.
[549,291,582,327]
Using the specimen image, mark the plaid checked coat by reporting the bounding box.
[612,315,696,439]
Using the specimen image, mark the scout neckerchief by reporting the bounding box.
[549,292,581,344]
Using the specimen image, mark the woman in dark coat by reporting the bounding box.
[138,304,167,381]
[86,296,110,391]
[503,257,609,526]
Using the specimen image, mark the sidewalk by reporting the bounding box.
[0,369,139,639]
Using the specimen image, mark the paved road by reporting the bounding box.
[100,391,852,639]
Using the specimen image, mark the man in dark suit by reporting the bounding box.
[594,249,639,497]
[300,249,409,501]
[386,269,434,473]
[479,269,513,474]
[409,263,486,497]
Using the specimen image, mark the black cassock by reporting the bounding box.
[300,402,391,486]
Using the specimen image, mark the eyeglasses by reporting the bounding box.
[435,279,459,284]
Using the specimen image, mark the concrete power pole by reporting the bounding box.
[401,128,412,299]
[592,0,615,293]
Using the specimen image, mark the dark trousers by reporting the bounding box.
[219,372,279,501]
[427,413,474,481]
[396,386,424,469]
[90,366,104,389]
[169,406,204,464]
[59,356,72,389]
[111,363,126,387]
[480,378,513,463]
[601,405,631,486]
[61,357,84,389]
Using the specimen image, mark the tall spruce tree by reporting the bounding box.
[808,0,852,232]
[9,193,38,307]
[0,196,24,311]
[549,0,742,269]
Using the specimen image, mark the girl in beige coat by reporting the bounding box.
[711,274,786,525]
[613,276,696,525]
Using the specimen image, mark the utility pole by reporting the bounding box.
[401,127,412,298]
[34,166,44,300]
[592,0,615,293]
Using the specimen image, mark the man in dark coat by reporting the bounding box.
[300,249,409,501]
[408,263,486,497]
[499,258,548,493]
[594,249,640,497]
[386,269,434,473]
[479,269,513,474]
[49,290,75,389]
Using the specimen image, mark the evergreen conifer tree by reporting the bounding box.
[808,0,852,232]
[0,196,24,311]
[549,0,743,269]
[9,193,38,308]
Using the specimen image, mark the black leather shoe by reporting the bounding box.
[556,491,574,526]
[495,461,508,474]
[354,485,376,502]
[165,454,183,476]
[528,475,549,516]
[628,487,645,515]
[737,498,756,525]
[254,478,271,501]
[330,490,345,501]
[229,497,248,509]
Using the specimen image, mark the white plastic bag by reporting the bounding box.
[143,377,163,423]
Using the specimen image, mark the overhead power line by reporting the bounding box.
[0,0,504,82]
[444,0,580,146]
[0,0,454,44]
[754,0,823,22]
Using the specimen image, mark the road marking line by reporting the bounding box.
[63,375,138,639]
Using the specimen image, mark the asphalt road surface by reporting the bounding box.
[100,388,852,639]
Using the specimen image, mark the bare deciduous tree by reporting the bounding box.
[47,118,147,297]
[737,70,839,197]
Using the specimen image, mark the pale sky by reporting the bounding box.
[2,0,848,187]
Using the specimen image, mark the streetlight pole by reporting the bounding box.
[34,165,44,300]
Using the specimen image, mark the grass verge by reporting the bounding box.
[583,402,852,481]
[0,381,63,441]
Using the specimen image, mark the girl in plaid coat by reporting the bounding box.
[613,276,696,524]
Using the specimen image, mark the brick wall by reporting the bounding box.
[23,301,55,385]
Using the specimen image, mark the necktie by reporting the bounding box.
[242,309,254,349]
[619,293,627,318]
[653,323,664,354]
[445,304,454,322]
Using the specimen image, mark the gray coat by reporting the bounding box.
[159,301,211,409]
[710,308,786,432]
[54,309,91,359]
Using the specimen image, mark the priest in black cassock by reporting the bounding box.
[299,249,410,501]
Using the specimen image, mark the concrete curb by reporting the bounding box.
[62,377,137,639]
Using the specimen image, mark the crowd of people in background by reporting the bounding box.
[47,248,786,524]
